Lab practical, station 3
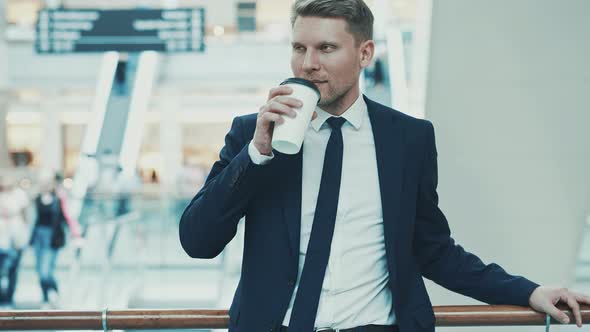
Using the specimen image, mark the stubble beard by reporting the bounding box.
[318,83,356,115]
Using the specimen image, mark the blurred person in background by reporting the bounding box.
[78,154,100,227]
[30,172,81,309]
[94,151,120,220]
[113,166,142,218]
[0,176,30,309]
[54,173,82,242]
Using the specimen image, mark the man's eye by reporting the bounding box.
[293,46,305,52]
[321,45,335,52]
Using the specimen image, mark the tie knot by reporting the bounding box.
[326,117,346,130]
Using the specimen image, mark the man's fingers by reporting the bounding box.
[272,96,303,108]
[564,293,582,327]
[547,304,570,324]
[574,293,590,304]
[269,101,297,117]
[260,101,296,118]
[261,111,284,125]
[268,86,293,100]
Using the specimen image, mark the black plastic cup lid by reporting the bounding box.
[280,77,321,102]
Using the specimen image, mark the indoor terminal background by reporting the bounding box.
[0,1,589,332]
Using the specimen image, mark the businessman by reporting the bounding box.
[179,0,590,331]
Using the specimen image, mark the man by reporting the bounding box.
[179,1,590,331]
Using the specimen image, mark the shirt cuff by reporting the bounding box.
[248,141,274,165]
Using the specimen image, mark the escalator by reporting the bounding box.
[95,54,138,157]
[69,51,160,226]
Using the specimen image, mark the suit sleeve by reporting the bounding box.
[413,121,540,306]
[179,116,266,259]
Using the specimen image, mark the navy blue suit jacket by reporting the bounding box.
[179,96,539,332]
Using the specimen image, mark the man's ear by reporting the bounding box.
[359,39,375,68]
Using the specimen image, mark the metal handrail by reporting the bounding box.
[0,305,588,330]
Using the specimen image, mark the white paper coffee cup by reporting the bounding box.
[271,78,321,154]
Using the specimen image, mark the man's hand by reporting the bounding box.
[253,86,317,155]
[529,286,590,327]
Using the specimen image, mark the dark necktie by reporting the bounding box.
[289,116,347,332]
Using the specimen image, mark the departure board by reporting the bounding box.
[35,8,205,53]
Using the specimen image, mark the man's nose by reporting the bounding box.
[302,50,320,72]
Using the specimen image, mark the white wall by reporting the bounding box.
[423,0,590,319]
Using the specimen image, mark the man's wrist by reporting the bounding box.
[528,285,542,306]
[254,142,272,156]
[248,141,274,165]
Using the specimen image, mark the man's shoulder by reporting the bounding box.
[235,113,258,124]
[226,113,258,142]
[364,97,433,132]
[232,113,258,131]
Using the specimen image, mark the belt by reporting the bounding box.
[279,324,398,332]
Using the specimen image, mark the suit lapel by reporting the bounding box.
[366,96,405,286]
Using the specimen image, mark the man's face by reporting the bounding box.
[291,16,367,112]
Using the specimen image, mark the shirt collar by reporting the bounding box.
[310,95,366,132]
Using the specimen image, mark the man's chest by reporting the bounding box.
[300,125,383,244]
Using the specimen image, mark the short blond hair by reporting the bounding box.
[291,0,374,44]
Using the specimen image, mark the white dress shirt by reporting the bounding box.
[248,96,396,329]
